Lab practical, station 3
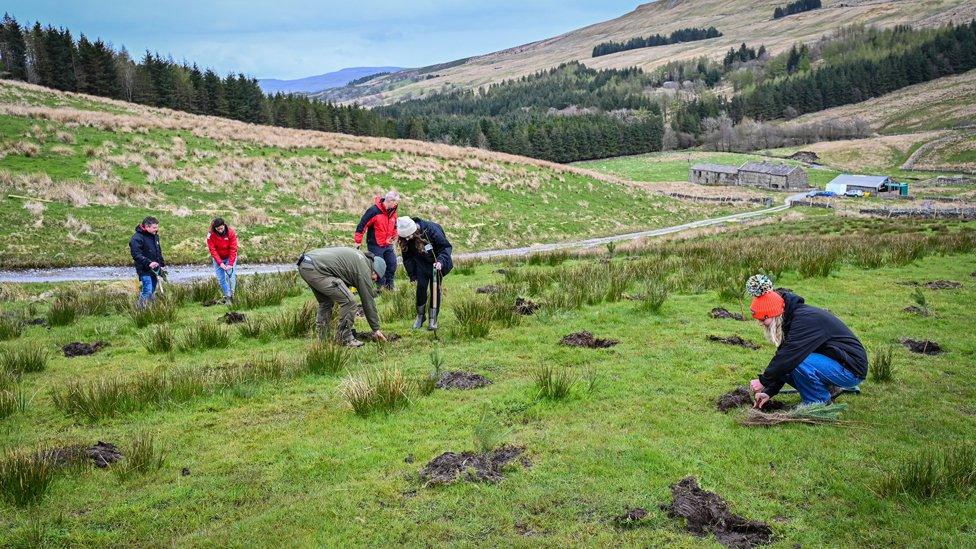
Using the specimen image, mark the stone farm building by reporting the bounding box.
[689,161,808,190]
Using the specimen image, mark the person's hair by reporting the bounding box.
[142,216,159,226]
[762,315,784,347]
[210,217,227,233]
[384,190,400,202]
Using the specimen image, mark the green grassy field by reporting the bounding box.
[2,215,974,546]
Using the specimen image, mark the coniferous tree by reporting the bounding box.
[0,13,28,80]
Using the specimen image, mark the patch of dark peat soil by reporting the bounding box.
[221,312,247,324]
[902,306,928,316]
[662,476,773,548]
[514,297,540,315]
[560,331,619,348]
[420,445,528,485]
[476,285,500,294]
[710,308,744,321]
[62,341,107,357]
[924,280,962,290]
[707,335,760,350]
[715,386,786,413]
[436,371,492,390]
[901,338,942,355]
[613,507,649,528]
[48,441,123,468]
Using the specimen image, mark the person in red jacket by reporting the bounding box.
[206,217,238,303]
[354,190,399,290]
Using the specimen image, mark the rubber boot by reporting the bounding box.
[412,306,426,330]
[427,308,439,331]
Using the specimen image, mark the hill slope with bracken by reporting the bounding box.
[315,0,976,106]
[0,80,752,269]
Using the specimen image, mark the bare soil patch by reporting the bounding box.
[476,284,500,294]
[902,306,929,316]
[514,297,540,315]
[221,312,247,324]
[560,331,618,348]
[613,507,649,528]
[710,307,744,321]
[420,445,528,485]
[707,335,760,350]
[62,341,107,357]
[716,386,786,413]
[436,371,492,390]
[662,476,773,548]
[48,441,123,469]
[901,338,943,355]
[924,280,962,290]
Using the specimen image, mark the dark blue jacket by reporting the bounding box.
[129,224,165,277]
[399,218,453,281]
[759,292,868,397]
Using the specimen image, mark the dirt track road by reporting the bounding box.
[0,194,803,283]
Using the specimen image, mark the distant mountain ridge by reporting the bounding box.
[258,66,403,94]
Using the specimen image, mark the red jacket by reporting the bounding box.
[354,196,398,248]
[207,227,238,264]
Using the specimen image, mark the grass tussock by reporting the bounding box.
[142,325,174,354]
[178,323,231,351]
[46,294,79,326]
[112,433,166,482]
[451,298,494,339]
[534,365,576,401]
[636,281,669,314]
[0,449,57,507]
[0,390,18,419]
[129,297,178,328]
[340,368,409,417]
[382,284,417,322]
[880,445,976,499]
[870,348,894,383]
[0,346,49,375]
[0,315,23,341]
[304,342,351,375]
[266,302,316,338]
[233,272,301,310]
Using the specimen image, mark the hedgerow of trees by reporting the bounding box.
[592,27,722,57]
[773,0,822,19]
[0,13,392,137]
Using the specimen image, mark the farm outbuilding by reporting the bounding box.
[689,163,739,185]
[826,174,907,196]
[737,162,808,190]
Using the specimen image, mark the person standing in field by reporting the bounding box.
[746,274,867,409]
[354,190,399,291]
[297,247,388,347]
[206,217,238,304]
[129,215,165,306]
[397,216,453,330]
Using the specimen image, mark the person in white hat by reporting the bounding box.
[397,216,453,330]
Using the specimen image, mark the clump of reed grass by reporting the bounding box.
[381,284,417,322]
[870,348,894,383]
[340,368,409,417]
[0,390,18,419]
[303,342,350,375]
[451,298,494,339]
[0,315,23,341]
[178,323,231,351]
[112,432,166,482]
[46,294,79,326]
[238,318,266,339]
[233,272,301,310]
[266,302,315,338]
[879,445,976,499]
[0,449,57,507]
[129,297,178,328]
[0,346,49,375]
[636,280,669,314]
[534,365,575,401]
[142,325,174,354]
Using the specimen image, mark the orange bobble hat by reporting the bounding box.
[746,274,785,321]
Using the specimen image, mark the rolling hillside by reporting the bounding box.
[0,79,754,269]
[315,0,976,106]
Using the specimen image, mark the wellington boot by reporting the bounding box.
[412,306,426,330]
[427,308,439,331]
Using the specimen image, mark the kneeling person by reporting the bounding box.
[746,274,867,409]
[297,247,387,347]
[397,216,453,330]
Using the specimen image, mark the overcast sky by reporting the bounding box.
[5,1,641,79]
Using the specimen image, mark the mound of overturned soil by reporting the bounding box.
[514,297,540,315]
[901,338,942,355]
[710,308,744,321]
[663,476,773,548]
[902,306,929,316]
[62,341,107,357]
[924,280,962,290]
[352,329,401,343]
[48,441,123,469]
[221,312,247,324]
[476,285,500,294]
[560,331,619,348]
[420,445,527,485]
[202,298,222,307]
[27,317,48,326]
[436,370,492,390]
[716,386,786,413]
[707,335,760,350]
[613,507,649,527]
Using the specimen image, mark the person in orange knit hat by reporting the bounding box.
[745,274,868,409]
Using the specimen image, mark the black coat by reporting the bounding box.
[129,225,165,277]
[400,218,453,281]
[759,292,868,397]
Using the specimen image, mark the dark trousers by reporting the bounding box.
[367,243,397,290]
[415,266,445,308]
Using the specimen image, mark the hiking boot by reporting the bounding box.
[427,308,439,331]
[223,295,233,305]
[412,306,426,330]
[343,338,365,348]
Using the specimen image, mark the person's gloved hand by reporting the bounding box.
[754,392,770,409]
[750,378,764,393]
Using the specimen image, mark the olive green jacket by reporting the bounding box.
[303,247,380,330]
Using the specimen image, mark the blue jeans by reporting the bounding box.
[213,259,237,297]
[786,353,863,404]
[367,243,397,290]
[138,274,157,304]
